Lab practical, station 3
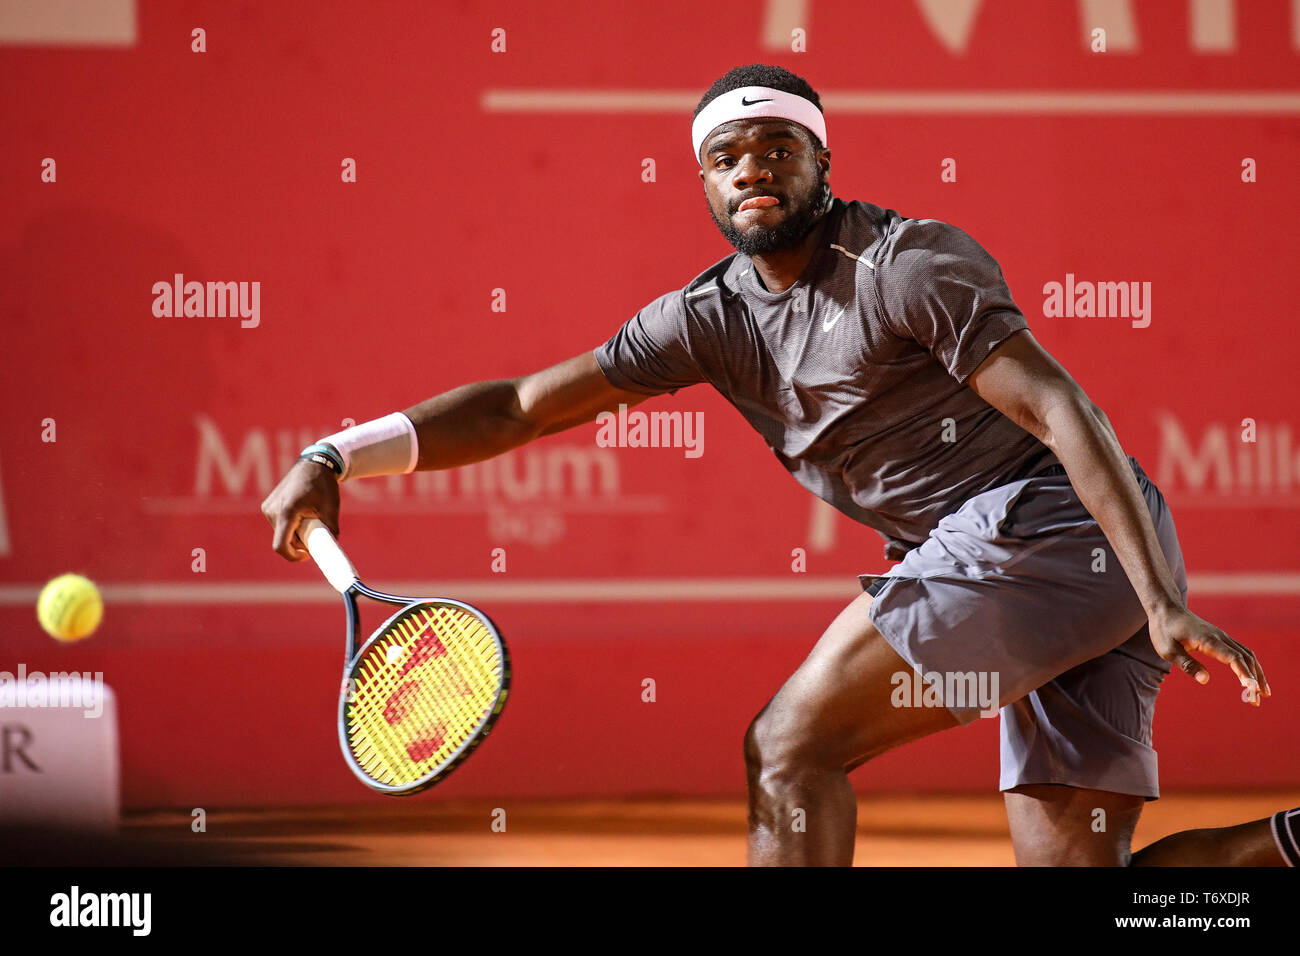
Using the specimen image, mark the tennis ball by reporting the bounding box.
[37,573,103,642]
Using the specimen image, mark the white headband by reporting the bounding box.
[692,85,828,165]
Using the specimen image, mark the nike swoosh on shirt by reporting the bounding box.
[822,307,846,331]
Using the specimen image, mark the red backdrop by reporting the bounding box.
[1,0,1296,807]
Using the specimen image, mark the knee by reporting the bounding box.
[743,705,837,781]
[742,711,771,771]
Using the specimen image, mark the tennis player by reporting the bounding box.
[264,64,1296,867]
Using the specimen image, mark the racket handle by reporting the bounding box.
[299,518,359,592]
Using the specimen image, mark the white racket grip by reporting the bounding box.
[299,518,359,592]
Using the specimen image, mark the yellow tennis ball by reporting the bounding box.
[37,574,103,642]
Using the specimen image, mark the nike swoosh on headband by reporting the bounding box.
[692,86,829,164]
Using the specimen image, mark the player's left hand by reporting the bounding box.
[1148,605,1271,705]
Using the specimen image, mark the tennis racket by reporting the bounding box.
[298,517,510,795]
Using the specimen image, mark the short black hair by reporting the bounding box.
[694,64,824,148]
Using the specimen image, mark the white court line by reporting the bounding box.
[138,496,669,515]
[481,89,1300,115]
[0,0,136,46]
[0,579,858,605]
[1,573,1299,605]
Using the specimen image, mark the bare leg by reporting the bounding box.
[745,591,959,866]
[1005,783,1287,866]
[1131,818,1283,866]
[1005,784,1144,865]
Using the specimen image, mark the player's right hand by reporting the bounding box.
[260,459,342,562]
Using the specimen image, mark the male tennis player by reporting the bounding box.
[264,64,1296,867]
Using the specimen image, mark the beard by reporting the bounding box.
[708,167,831,257]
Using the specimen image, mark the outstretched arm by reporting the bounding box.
[401,351,650,470]
[262,350,649,560]
[966,329,1269,703]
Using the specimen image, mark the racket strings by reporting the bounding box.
[345,604,504,787]
[351,608,495,770]
[349,610,497,782]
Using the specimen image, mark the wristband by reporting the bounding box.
[315,412,419,481]
[298,442,345,475]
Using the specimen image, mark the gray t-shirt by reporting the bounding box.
[593,198,1059,558]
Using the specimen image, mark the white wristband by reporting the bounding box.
[318,412,418,481]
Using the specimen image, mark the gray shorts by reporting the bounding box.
[859,456,1186,799]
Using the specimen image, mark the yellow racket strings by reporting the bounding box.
[346,605,503,786]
